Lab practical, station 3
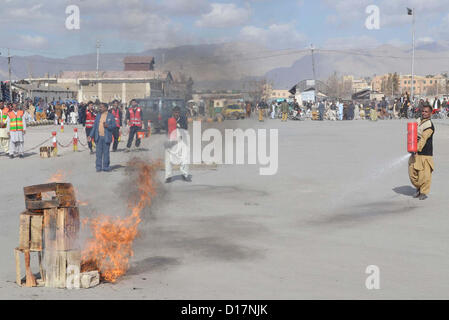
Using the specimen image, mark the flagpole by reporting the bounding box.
[411,8,415,104]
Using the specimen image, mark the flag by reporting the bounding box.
[407,8,413,15]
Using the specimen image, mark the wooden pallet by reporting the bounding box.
[23,183,77,210]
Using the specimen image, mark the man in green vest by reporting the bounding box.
[7,103,26,159]
[0,100,10,155]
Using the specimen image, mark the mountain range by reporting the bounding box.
[1,41,449,90]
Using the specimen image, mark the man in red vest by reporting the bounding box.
[110,100,123,152]
[125,99,144,152]
[83,101,96,154]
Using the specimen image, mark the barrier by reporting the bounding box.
[73,128,78,152]
[52,131,57,156]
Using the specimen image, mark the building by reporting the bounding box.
[352,79,371,93]
[11,82,77,102]
[399,74,446,96]
[270,89,291,100]
[26,70,173,103]
[372,73,447,97]
[123,56,155,71]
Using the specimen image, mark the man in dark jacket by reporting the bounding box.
[89,103,117,172]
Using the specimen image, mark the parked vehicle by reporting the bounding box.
[135,98,188,133]
[222,104,246,120]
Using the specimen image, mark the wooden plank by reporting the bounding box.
[38,252,45,283]
[24,183,58,195]
[14,248,21,286]
[44,208,57,251]
[57,251,67,288]
[19,213,31,250]
[56,207,80,251]
[30,215,43,251]
[24,183,73,195]
[66,250,81,269]
[26,199,59,210]
[24,250,37,287]
[44,249,56,288]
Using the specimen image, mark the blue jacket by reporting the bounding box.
[89,112,117,144]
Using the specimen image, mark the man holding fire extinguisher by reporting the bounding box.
[125,99,144,152]
[408,105,434,200]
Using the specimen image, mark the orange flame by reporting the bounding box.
[81,159,157,282]
[47,170,67,183]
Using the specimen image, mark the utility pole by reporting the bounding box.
[96,39,101,79]
[8,48,13,103]
[310,44,317,103]
[409,8,416,104]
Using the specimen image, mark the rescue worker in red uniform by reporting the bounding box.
[110,100,123,152]
[83,101,96,154]
[125,99,144,152]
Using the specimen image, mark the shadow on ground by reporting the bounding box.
[127,256,181,276]
[392,185,415,196]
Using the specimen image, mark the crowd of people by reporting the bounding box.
[254,92,449,122]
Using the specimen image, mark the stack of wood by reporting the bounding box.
[16,183,87,288]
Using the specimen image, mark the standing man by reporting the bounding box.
[0,101,10,155]
[337,100,344,121]
[281,99,289,122]
[318,100,325,121]
[165,106,190,183]
[89,103,116,172]
[125,99,144,152]
[408,105,434,200]
[7,103,26,159]
[83,101,96,154]
[110,100,123,152]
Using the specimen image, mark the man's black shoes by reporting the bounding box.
[182,175,192,182]
[419,194,428,200]
[413,189,420,198]
[165,177,172,184]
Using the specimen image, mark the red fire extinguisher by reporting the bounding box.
[407,122,418,153]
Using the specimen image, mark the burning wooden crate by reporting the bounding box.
[16,183,81,288]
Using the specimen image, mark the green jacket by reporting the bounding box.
[281,102,289,113]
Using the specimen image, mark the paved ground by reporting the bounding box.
[1,117,449,299]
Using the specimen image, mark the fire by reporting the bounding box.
[47,170,67,183]
[81,159,157,282]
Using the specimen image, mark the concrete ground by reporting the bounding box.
[1,117,448,299]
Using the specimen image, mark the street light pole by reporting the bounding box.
[8,48,12,102]
[410,8,415,104]
[310,44,317,103]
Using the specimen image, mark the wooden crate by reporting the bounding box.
[19,212,43,251]
[44,207,79,251]
[40,146,56,158]
[23,183,77,210]
[44,250,80,288]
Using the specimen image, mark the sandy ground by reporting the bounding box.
[1,117,449,300]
